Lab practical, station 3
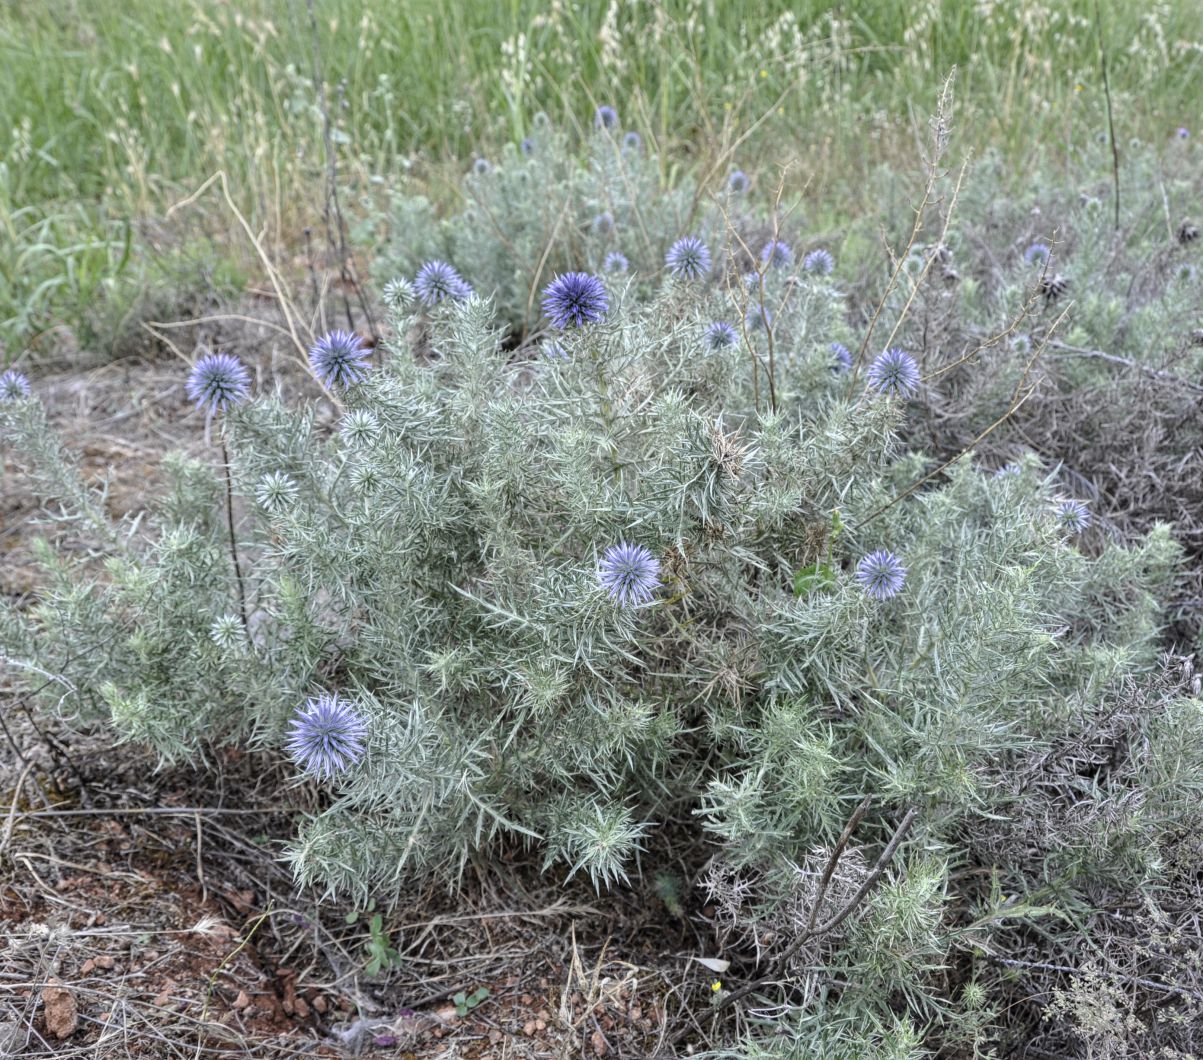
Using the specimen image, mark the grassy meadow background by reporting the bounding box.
[3,0,1201,367]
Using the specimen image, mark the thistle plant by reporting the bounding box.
[4,116,1201,1057]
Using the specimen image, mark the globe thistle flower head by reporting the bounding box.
[0,369,32,401]
[803,248,835,275]
[415,260,471,305]
[727,169,749,194]
[286,693,367,780]
[340,408,380,446]
[994,463,1022,478]
[209,614,245,651]
[542,272,609,328]
[1024,242,1051,267]
[745,304,773,331]
[381,277,414,310]
[186,352,251,415]
[255,471,299,513]
[598,542,661,607]
[604,251,629,274]
[830,342,852,372]
[521,136,536,156]
[309,329,372,390]
[665,236,712,280]
[1056,499,1091,533]
[866,348,920,397]
[622,130,642,152]
[1177,127,1190,139]
[760,239,794,268]
[591,211,615,237]
[594,105,619,129]
[705,321,738,350]
[856,550,907,600]
[472,157,491,175]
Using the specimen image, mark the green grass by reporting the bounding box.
[2,0,1202,361]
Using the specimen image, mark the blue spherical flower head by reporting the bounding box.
[287,693,367,780]
[830,342,852,372]
[542,272,609,328]
[727,170,749,194]
[309,329,372,390]
[594,105,619,129]
[604,251,629,274]
[622,130,642,152]
[760,239,793,268]
[803,248,835,275]
[0,369,32,401]
[1177,127,1190,139]
[1024,242,1051,267]
[856,550,907,600]
[1056,499,1091,533]
[599,542,661,607]
[521,136,536,156]
[472,157,491,175]
[591,211,615,237]
[745,304,773,331]
[186,352,251,415]
[866,348,920,397]
[705,321,738,350]
[665,236,712,280]
[415,260,471,305]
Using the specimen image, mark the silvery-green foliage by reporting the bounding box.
[4,134,1200,1054]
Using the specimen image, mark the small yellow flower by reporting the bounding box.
[711,980,723,992]
[1075,83,1084,93]
[759,69,767,79]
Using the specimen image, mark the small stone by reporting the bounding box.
[312,995,328,1014]
[233,991,251,1010]
[293,997,310,1019]
[42,981,78,1039]
[95,955,115,971]
[523,1020,536,1036]
[80,959,95,975]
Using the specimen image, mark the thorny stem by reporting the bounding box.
[220,441,249,631]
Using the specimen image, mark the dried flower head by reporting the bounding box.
[0,368,32,401]
[1040,275,1071,303]
[803,249,835,275]
[705,321,739,350]
[186,352,251,415]
[760,239,793,268]
[856,550,907,600]
[255,471,299,513]
[727,170,749,194]
[622,130,642,152]
[415,260,472,305]
[1177,221,1199,245]
[866,348,920,397]
[309,330,372,390]
[830,342,853,372]
[604,251,629,273]
[287,693,367,780]
[665,236,712,280]
[542,272,609,328]
[594,105,619,129]
[1056,499,1091,533]
[599,543,661,607]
